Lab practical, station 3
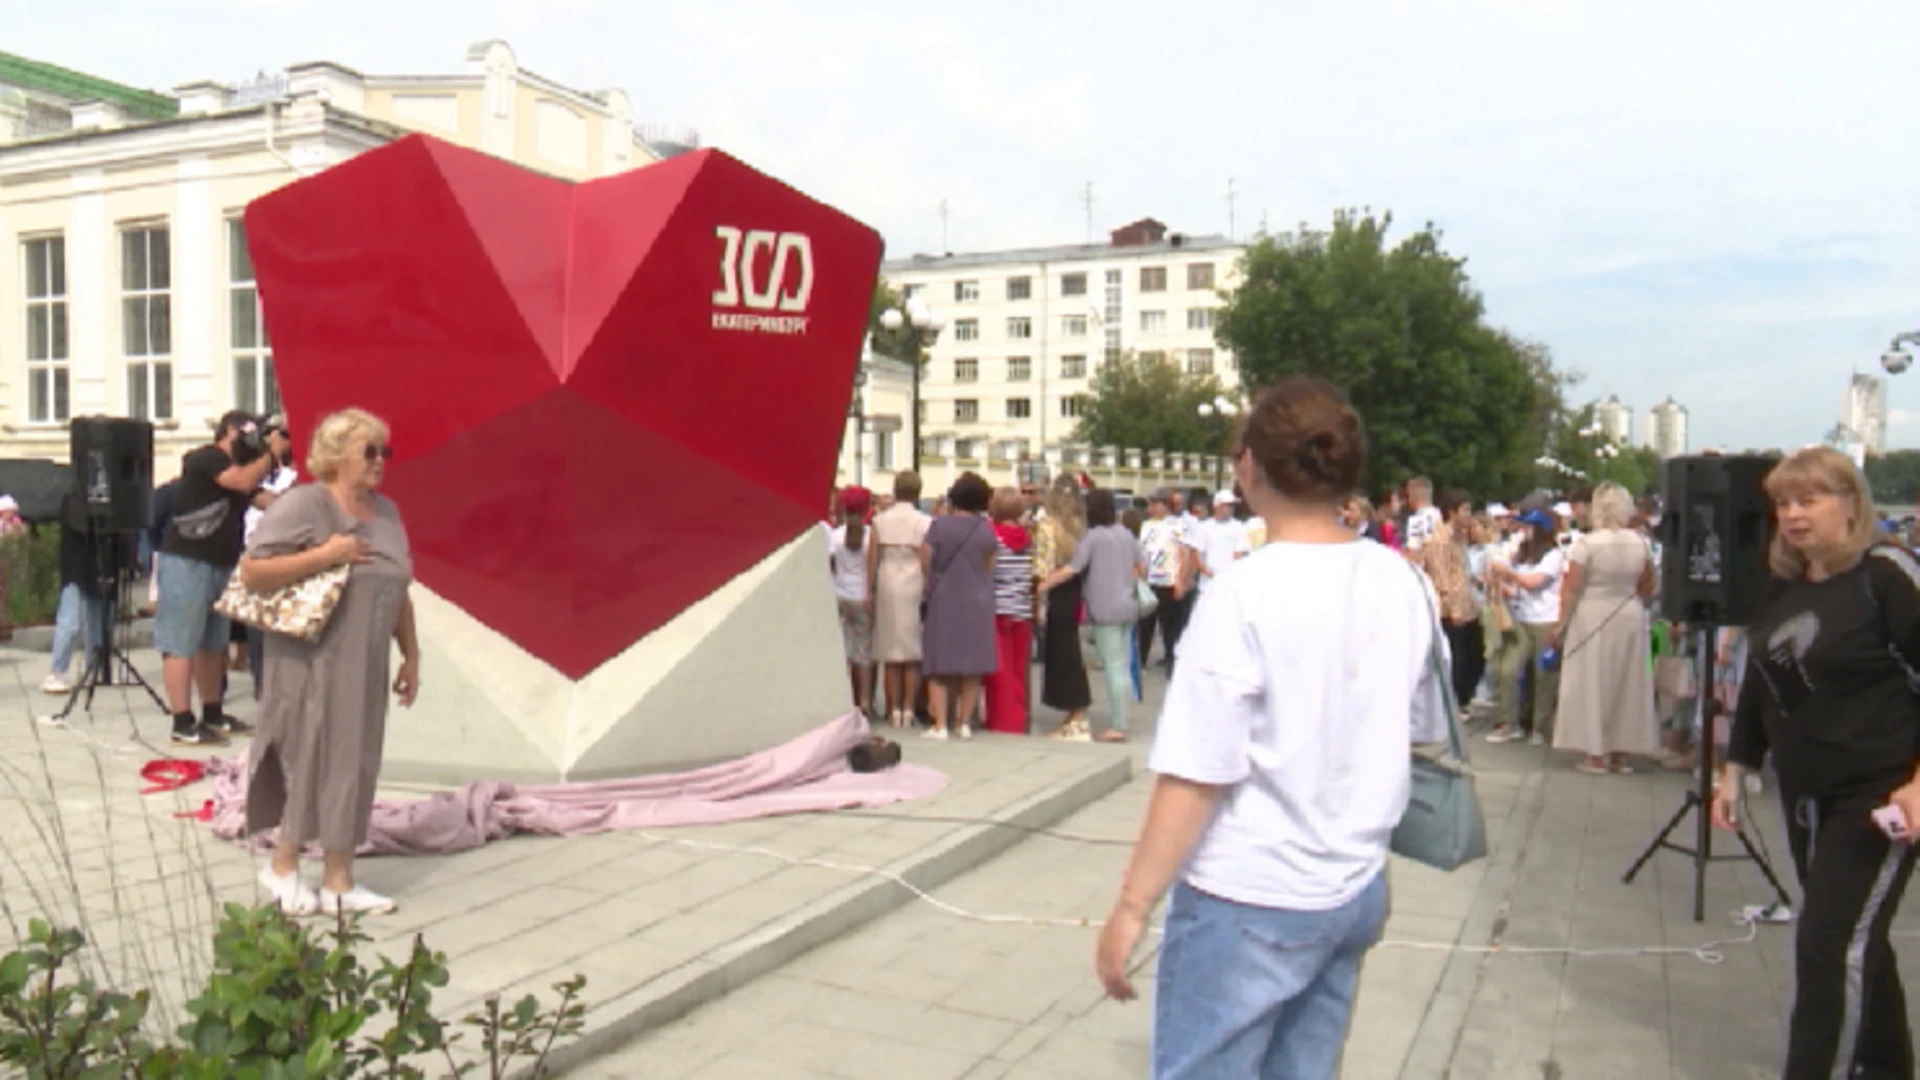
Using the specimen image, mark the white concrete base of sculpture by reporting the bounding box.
[380,527,854,785]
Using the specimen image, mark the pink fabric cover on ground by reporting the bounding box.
[202,712,946,857]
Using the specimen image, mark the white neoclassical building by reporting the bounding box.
[881,218,1243,470]
[0,42,689,476]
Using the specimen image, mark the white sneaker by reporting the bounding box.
[259,867,317,916]
[957,723,972,740]
[318,885,396,915]
[1527,732,1546,747]
[40,675,69,695]
[921,726,949,741]
[1054,721,1092,743]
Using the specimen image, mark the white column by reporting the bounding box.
[67,169,108,416]
[173,155,214,423]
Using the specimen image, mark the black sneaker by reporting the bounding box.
[206,714,255,737]
[203,706,254,737]
[172,724,229,747]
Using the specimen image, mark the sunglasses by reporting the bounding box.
[363,444,394,462]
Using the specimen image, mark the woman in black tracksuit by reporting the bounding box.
[1715,446,1920,1080]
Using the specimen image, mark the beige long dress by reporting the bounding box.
[1552,529,1659,758]
[871,502,930,663]
[244,484,412,852]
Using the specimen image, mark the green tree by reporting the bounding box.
[1865,449,1920,506]
[1216,211,1565,497]
[1073,351,1230,453]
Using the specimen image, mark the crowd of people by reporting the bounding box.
[828,393,1920,1080]
[823,455,1680,778]
[823,472,1264,742]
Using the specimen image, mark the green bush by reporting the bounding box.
[2,525,63,627]
[0,906,586,1079]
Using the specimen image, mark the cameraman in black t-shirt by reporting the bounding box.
[154,411,285,745]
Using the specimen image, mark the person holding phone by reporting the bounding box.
[1715,447,1920,1080]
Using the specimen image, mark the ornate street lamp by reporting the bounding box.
[879,296,945,473]
[1197,395,1240,490]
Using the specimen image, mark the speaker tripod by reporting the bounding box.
[47,527,166,725]
[1621,626,1793,921]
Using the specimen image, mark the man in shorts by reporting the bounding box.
[156,411,285,744]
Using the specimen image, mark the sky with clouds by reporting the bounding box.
[17,0,1920,451]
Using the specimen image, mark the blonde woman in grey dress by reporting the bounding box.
[241,408,418,916]
[1552,482,1658,774]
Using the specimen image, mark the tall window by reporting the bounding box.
[23,236,69,423]
[1006,276,1032,300]
[954,318,979,342]
[1060,314,1088,337]
[1060,395,1086,419]
[1140,310,1167,333]
[1007,356,1031,381]
[121,224,172,421]
[875,432,894,470]
[1006,398,1031,419]
[228,218,279,416]
[1186,348,1215,375]
[954,358,979,382]
[1186,308,1215,331]
[955,280,980,302]
[1140,266,1168,292]
[1006,317,1032,340]
[1060,354,1087,379]
[1187,263,1216,289]
[1103,270,1123,365]
[1060,272,1088,296]
[954,399,979,422]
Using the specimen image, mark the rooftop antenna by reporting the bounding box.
[1080,182,1095,244]
[938,198,950,253]
[1226,177,1237,240]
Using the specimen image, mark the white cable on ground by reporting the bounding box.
[34,705,1789,967]
[634,829,1775,964]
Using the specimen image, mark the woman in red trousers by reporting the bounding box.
[984,487,1034,734]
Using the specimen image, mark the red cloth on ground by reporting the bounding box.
[985,616,1031,734]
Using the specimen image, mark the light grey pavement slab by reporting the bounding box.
[0,643,1130,1076]
[581,686,1920,1080]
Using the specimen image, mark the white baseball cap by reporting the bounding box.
[1214,490,1238,504]
[1487,502,1511,518]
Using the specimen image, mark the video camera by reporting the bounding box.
[225,412,287,467]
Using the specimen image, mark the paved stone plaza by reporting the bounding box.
[1,636,1916,1078]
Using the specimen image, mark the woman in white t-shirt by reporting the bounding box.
[828,488,875,717]
[1485,508,1565,745]
[1094,377,1438,1079]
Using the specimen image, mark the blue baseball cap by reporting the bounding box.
[1516,509,1556,532]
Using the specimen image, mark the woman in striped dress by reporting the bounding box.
[984,487,1035,734]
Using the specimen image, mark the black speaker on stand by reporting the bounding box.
[1622,453,1791,921]
[49,417,167,723]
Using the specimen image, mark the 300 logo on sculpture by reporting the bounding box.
[711,226,813,335]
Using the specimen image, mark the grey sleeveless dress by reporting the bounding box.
[243,484,412,852]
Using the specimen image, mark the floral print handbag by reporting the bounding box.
[213,563,350,643]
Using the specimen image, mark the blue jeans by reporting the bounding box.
[154,553,233,658]
[1153,873,1389,1079]
[49,584,107,677]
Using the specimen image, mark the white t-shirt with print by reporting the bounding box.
[1404,505,1442,552]
[1506,547,1566,625]
[1138,518,1184,588]
[1148,539,1438,911]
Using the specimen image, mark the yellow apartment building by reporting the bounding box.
[0,41,689,476]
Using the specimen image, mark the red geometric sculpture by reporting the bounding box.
[245,135,882,679]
